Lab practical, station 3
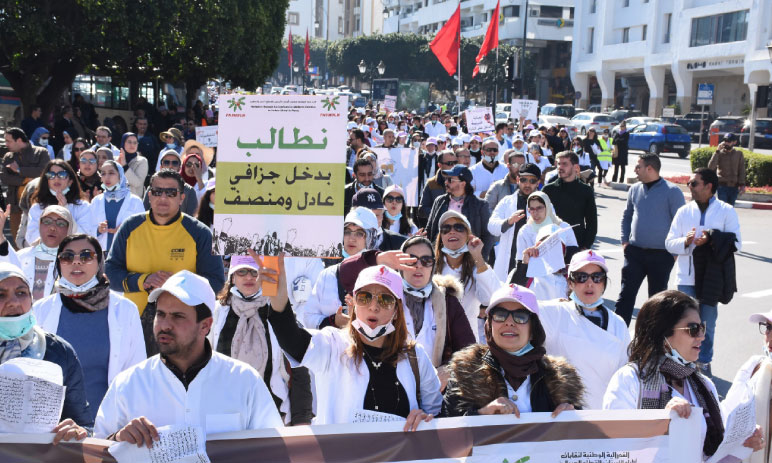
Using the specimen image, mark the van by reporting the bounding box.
[541,104,576,118]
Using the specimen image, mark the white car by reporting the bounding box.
[538,115,578,138]
[570,112,615,135]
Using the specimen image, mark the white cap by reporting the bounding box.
[347,121,358,130]
[148,270,216,315]
[750,311,772,324]
[528,130,541,138]
[438,210,471,232]
[344,207,379,230]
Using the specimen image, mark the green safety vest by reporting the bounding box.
[598,137,613,163]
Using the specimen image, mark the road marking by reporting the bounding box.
[742,289,772,299]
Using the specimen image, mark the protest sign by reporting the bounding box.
[526,225,578,277]
[511,99,539,122]
[0,359,65,434]
[465,107,495,133]
[383,95,396,113]
[212,95,346,257]
[372,147,420,207]
[194,126,218,147]
[0,410,702,462]
[109,425,209,463]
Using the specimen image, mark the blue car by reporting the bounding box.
[627,123,692,159]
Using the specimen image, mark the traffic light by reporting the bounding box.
[505,56,515,81]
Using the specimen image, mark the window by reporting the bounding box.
[569,7,574,19]
[72,75,129,110]
[138,82,155,105]
[288,12,299,25]
[623,0,629,6]
[664,13,671,43]
[588,27,594,53]
[622,27,630,43]
[540,6,563,18]
[354,14,360,31]
[503,5,519,17]
[338,16,343,34]
[690,10,749,47]
[642,24,647,40]
[590,0,597,14]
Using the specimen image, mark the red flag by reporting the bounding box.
[429,4,461,76]
[288,29,293,69]
[304,30,310,72]
[473,1,499,78]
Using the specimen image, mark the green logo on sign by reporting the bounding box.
[322,96,340,111]
[227,96,245,111]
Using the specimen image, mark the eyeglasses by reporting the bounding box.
[58,249,97,264]
[687,180,701,187]
[519,177,539,185]
[161,159,181,168]
[80,157,97,165]
[674,322,707,338]
[355,290,397,310]
[759,323,772,335]
[528,205,546,213]
[440,160,457,167]
[185,162,200,169]
[235,268,259,277]
[41,217,69,229]
[45,171,69,180]
[483,148,499,153]
[440,223,467,235]
[149,187,180,198]
[344,229,367,239]
[408,254,435,268]
[490,307,531,324]
[570,271,607,284]
[384,195,404,204]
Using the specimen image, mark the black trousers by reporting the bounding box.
[615,245,675,325]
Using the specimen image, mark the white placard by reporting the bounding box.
[511,99,539,122]
[464,107,495,133]
[662,108,675,118]
[195,126,218,147]
[0,359,65,434]
[383,95,397,113]
[109,425,210,463]
[373,147,420,207]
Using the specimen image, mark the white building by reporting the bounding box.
[287,0,384,41]
[571,0,772,117]
[382,0,576,103]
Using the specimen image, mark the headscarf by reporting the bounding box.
[34,206,75,260]
[30,126,50,146]
[101,160,130,202]
[180,152,203,187]
[120,132,139,165]
[526,191,563,235]
[0,263,43,364]
[96,146,114,162]
[155,149,182,173]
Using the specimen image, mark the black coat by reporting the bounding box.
[582,137,601,169]
[425,193,494,260]
[694,229,737,306]
[542,178,598,249]
[612,131,630,165]
[343,182,385,217]
[378,229,407,252]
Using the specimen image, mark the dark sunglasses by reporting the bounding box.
[519,177,539,184]
[440,160,457,167]
[483,147,499,153]
[408,254,435,268]
[687,180,701,187]
[235,268,258,277]
[759,323,772,335]
[80,157,98,165]
[161,159,181,167]
[185,162,200,169]
[675,322,707,338]
[58,249,97,264]
[570,271,607,284]
[72,147,84,153]
[490,307,531,324]
[384,195,404,204]
[440,223,467,235]
[149,187,180,198]
[45,171,69,180]
[355,290,397,310]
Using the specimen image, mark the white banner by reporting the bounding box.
[195,126,219,147]
[383,95,397,113]
[373,147,420,207]
[511,99,539,122]
[465,107,495,133]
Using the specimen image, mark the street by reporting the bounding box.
[595,185,772,397]
[623,146,772,180]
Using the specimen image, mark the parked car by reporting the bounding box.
[538,115,578,138]
[570,112,615,135]
[709,116,746,141]
[495,111,509,125]
[586,104,602,113]
[608,109,643,123]
[611,117,660,137]
[541,104,576,119]
[739,118,772,148]
[496,103,511,116]
[628,123,692,158]
[674,117,709,143]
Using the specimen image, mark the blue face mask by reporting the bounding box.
[664,338,694,368]
[341,248,350,259]
[385,210,402,221]
[569,291,603,309]
[49,186,70,196]
[166,143,176,149]
[209,202,215,210]
[0,311,36,341]
[508,342,534,356]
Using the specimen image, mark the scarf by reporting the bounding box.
[403,281,433,335]
[229,288,271,376]
[33,243,58,262]
[101,160,130,202]
[120,133,139,165]
[487,338,546,392]
[526,191,562,235]
[180,152,203,187]
[639,357,724,456]
[57,278,111,312]
[0,327,42,364]
[403,281,433,299]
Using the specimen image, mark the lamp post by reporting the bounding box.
[358,60,386,105]
[292,62,299,92]
[478,61,489,108]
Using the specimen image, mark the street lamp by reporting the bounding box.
[358,60,386,104]
[358,59,367,75]
[292,62,299,88]
[377,60,386,76]
[478,62,488,74]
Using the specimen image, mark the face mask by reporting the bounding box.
[209,202,215,210]
[57,275,100,295]
[103,183,118,191]
[39,139,49,147]
[765,346,772,360]
[470,148,480,153]
[166,143,176,149]
[0,311,36,341]
[508,342,534,356]
[573,147,581,153]
[442,244,468,259]
[341,248,350,259]
[569,291,603,309]
[412,142,421,149]
[484,155,496,163]
[385,210,402,221]
[403,280,433,299]
[351,318,396,342]
[664,337,695,368]
[49,186,70,196]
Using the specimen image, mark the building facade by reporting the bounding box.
[286,0,385,41]
[571,0,772,117]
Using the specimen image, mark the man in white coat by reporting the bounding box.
[17,205,74,301]
[469,138,508,199]
[94,270,282,444]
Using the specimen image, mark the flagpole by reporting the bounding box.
[457,1,462,109]
[493,44,499,115]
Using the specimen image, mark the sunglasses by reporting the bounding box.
[161,159,181,168]
[570,271,607,284]
[41,217,69,229]
[686,180,701,187]
[483,148,499,153]
[235,268,258,277]
[440,223,467,235]
[440,160,457,167]
[80,157,97,165]
[45,171,69,180]
[528,205,545,213]
[355,290,397,310]
[408,254,435,268]
[384,195,404,204]
[58,249,97,264]
[674,321,707,338]
[185,162,200,169]
[760,323,772,335]
[519,177,539,184]
[72,147,85,153]
[344,229,367,239]
[490,307,531,324]
[149,187,180,198]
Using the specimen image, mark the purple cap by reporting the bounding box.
[750,311,772,324]
[486,284,540,316]
[228,255,259,278]
[426,137,438,146]
[471,135,482,143]
[354,265,404,300]
[568,250,609,274]
[383,184,405,199]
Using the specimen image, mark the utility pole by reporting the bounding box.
[520,0,528,99]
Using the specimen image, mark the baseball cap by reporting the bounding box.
[228,255,259,278]
[148,270,216,315]
[749,311,772,324]
[426,137,438,146]
[513,135,524,143]
[518,162,542,178]
[383,184,405,199]
[353,265,404,300]
[471,135,482,143]
[451,138,463,147]
[486,284,540,316]
[438,210,471,232]
[723,133,737,142]
[397,131,408,138]
[568,250,609,274]
[344,207,379,230]
[365,117,376,125]
[528,129,541,138]
[352,187,384,210]
[0,262,30,288]
[441,164,473,183]
[347,121,358,130]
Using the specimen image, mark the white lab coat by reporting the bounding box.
[295,264,342,329]
[26,201,95,245]
[488,193,522,282]
[440,260,501,342]
[469,161,508,198]
[33,291,146,384]
[90,193,145,251]
[94,352,283,438]
[665,198,742,286]
[424,121,447,138]
[16,247,55,300]
[292,326,442,425]
[0,242,21,267]
[209,303,292,424]
[538,298,631,409]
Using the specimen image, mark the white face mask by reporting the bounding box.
[351,318,396,342]
[39,139,49,147]
[442,243,468,259]
[484,155,496,163]
[664,337,695,368]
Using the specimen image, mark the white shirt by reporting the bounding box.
[94,352,283,438]
[440,260,501,342]
[469,161,509,198]
[424,121,447,138]
[26,201,95,245]
[294,264,341,329]
[90,192,145,251]
[16,247,55,300]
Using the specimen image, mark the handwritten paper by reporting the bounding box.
[108,425,210,463]
[373,147,420,207]
[352,409,406,423]
[510,99,539,122]
[526,226,577,277]
[194,126,218,148]
[465,107,495,133]
[0,359,65,434]
[706,379,756,463]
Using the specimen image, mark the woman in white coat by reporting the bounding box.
[538,250,630,409]
[433,210,501,343]
[265,254,442,430]
[33,234,145,423]
[210,255,313,426]
[91,160,145,254]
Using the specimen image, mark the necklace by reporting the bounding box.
[363,349,383,369]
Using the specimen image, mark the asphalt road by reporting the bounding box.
[622,146,772,181]
[594,185,772,397]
